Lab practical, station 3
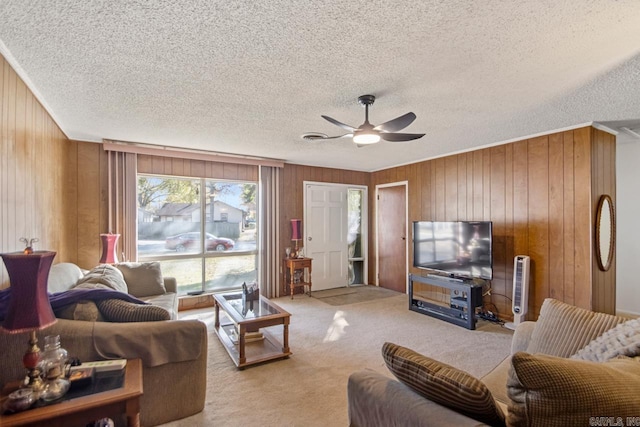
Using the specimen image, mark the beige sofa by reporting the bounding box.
[0,262,208,426]
[48,262,178,320]
[348,298,640,426]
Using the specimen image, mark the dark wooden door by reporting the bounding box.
[377,185,407,293]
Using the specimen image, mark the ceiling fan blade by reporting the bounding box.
[374,112,416,133]
[380,132,425,142]
[302,133,353,141]
[321,115,357,132]
[324,133,353,140]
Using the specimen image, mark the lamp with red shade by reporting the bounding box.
[1,250,57,394]
[99,233,120,264]
[290,219,302,258]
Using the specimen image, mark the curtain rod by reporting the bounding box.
[102,140,284,168]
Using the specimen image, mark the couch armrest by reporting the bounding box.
[0,318,207,426]
[348,370,488,427]
[511,321,536,354]
[163,276,177,294]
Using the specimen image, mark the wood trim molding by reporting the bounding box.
[102,140,284,168]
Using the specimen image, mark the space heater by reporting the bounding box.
[505,255,530,330]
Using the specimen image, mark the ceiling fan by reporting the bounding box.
[302,94,425,146]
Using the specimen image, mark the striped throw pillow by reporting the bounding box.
[382,342,505,426]
[526,298,625,357]
[507,352,640,427]
[97,299,170,322]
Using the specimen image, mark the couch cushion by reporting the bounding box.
[116,262,166,297]
[382,342,505,426]
[48,263,85,293]
[96,299,170,322]
[507,352,640,427]
[571,317,640,362]
[74,265,128,293]
[480,355,511,407]
[143,292,178,320]
[526,298,625,357]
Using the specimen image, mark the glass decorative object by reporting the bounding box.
[39,335,70,401]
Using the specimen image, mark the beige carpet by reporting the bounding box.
[311,285,400,306]
[162,293,513,427]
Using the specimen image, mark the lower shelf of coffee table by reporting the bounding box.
[215,322,292,368]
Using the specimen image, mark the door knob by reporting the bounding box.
[308,237,312,241]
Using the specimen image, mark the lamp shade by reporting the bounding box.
[290,219,302,241]
[1,251,57,334]
[99,233,120,264]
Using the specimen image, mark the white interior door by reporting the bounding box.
[305,184,348,291]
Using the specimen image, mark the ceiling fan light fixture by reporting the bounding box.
[353,132,381,144]
[308,94,423,146]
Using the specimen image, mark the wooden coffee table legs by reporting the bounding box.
[282,318,290,354]
[238,324,247,366]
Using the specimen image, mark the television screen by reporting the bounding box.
[413,221,493,280]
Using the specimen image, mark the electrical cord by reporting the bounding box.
[489,292,512,302]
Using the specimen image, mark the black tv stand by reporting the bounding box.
[409,273,484,330]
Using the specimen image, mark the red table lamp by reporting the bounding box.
[290,219,302,257]
[1,251,57,394]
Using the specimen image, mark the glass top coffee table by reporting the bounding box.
[213,292,292,368]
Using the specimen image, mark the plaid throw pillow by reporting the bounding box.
[97,299,170,322]
[382,342,505,426]
[507,352,640,427]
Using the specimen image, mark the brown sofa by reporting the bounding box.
[0,262,208,426]
[348,298,640,426]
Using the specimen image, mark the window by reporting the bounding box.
[348,188,365,285]
[137,175,258,295]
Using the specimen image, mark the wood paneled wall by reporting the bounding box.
[370,126,616,319]
[591,130,616,313]
[73,141,109,269]
[0,56,78,287]
[279,164,369,294]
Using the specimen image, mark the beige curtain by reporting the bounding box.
[259,166,281,298]
[104,149,138,262]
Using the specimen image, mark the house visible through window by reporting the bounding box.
[137,175,257,295]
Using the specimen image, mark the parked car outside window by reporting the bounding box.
[165,232,234,252]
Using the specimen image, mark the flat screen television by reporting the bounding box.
[413,221,493,280]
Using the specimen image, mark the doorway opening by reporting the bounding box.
[303,182,368,291]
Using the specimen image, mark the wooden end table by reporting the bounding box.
[214,292,291,368]
[0,358,143,427]
[283,257,312,298]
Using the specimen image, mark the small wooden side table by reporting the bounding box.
[283,257,312,299]
[0,358,143,427]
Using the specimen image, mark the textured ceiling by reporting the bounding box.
[1,1,639,172]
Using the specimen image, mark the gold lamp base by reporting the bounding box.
[22,330,45,396]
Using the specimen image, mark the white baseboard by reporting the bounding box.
[616,309,640,319]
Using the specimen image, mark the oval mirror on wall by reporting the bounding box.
[595,195,615,271]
